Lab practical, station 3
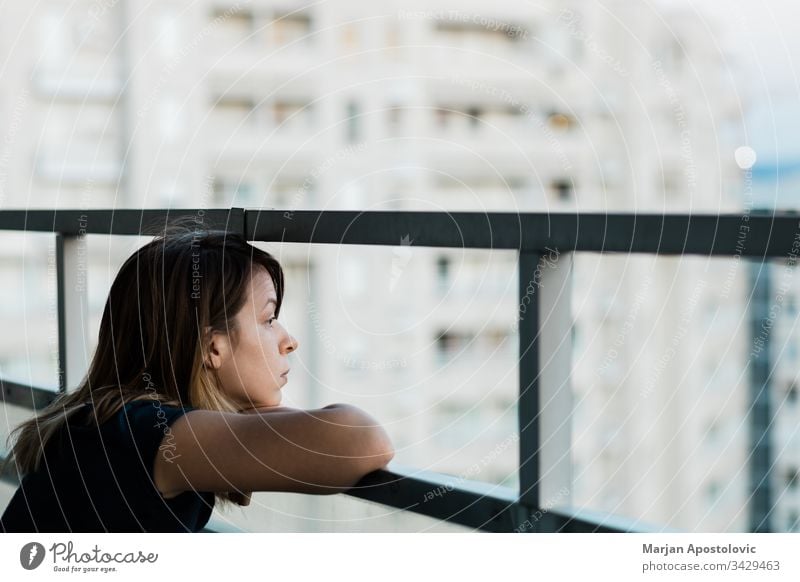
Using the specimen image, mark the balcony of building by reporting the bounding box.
[0,207,793,532]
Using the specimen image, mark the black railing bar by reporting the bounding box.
[0,208,244,237]
[1,377,59,410]
[517,251,541,506]
[351,462,519,499]
[249,210,800,256]
[349,463,536,532]
[55,234,67,393]
[0,454,20,487]
[0,209,798,257]
[348,465,646,533]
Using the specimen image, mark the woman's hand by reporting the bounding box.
[227,490,252,506]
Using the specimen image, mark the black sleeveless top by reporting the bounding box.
[0,399,214,532]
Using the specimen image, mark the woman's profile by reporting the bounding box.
[0,218,394,532]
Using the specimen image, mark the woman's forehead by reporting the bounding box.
[249,269,276,301]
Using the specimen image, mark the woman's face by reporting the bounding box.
[213,267,299,410]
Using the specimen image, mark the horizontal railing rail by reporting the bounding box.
[0,207,787,532]
[0,207,795,255]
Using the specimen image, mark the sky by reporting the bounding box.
[687,0,800,164]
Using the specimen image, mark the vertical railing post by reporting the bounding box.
[517,249,574,530]
[748,258,773,531]
[55,233,90,392]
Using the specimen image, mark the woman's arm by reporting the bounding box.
[152,403,394,498]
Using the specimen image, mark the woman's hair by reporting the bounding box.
[1,216,285,508]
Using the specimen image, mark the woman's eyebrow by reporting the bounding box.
[262,298,277,311]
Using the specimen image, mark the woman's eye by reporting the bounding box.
[267,317,277,327]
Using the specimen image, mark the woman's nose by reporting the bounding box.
[284,334,299,353]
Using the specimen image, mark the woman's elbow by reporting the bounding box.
[347,424,393,478]
[367,428,395,470]
[326,403,395,474]
[315,433,393,495]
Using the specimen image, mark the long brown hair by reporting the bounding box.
[1,216,285,509]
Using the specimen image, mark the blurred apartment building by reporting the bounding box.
[0,0,778,531]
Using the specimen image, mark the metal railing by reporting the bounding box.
[0,207,791,532]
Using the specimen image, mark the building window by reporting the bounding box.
[706,480,720,503]
[435,107,451,129]
[212,7,254,28]
[550,178,574,201]
[210,7,255,47]
[213,178,255,206]
[213,96,258,127]
[272,12,312,45]
[547,111,576,131]
[272,180,303,208]
[345,101,360,143]
[659,168,682,200]
[436,256,450,291]
[788,382,799,405]
[787,295,797,317]
[706,420,719,443]
[465,106,482,129]
[387,106,403,134]
[482,329,508,352]
[664,38,684,72]
[786,467,800,490]
[341,23,359,49]
[273,100,313,130]
[434,19,528,48]
[506,177,528,192]
[435,330,473,364]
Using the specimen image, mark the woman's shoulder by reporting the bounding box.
[81,394,197,438]
[116,396,198,427]
[95,396,198,463]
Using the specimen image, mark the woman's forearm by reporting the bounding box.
[242,402,394,470]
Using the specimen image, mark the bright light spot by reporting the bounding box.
[735,146,757,169]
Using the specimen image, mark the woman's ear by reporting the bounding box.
[204,329,231,370]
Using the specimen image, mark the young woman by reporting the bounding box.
[0,219,394,532]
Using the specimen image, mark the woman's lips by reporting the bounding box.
[280,369,290,377]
